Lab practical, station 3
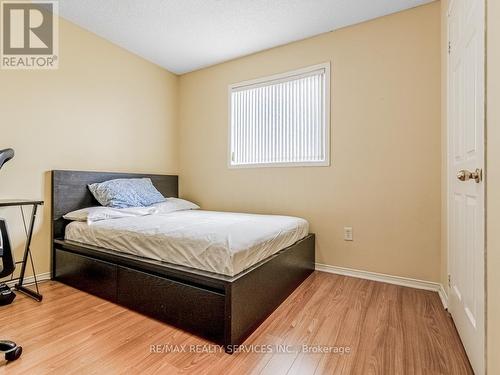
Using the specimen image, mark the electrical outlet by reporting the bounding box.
[344,227,353,241]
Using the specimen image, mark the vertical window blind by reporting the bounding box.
[229,63,329,167]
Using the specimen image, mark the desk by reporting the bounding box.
[0,200,43,301]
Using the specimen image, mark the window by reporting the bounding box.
[229,63,330,168]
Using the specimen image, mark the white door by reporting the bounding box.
[448,0,485,373]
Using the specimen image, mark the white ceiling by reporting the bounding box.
[58,0,433,74]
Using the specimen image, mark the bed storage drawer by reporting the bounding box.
[54,248,118,301]
[117,266,226,343]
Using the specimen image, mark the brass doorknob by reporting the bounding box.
[457,168,482,183]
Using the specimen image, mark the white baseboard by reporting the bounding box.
[438,284,449,310]
[4,268,450,309]
[4,272,51,288]
[315,263,448,309]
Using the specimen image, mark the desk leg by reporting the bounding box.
[14,203,43,302]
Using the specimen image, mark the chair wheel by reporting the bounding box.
[5,346,22,361]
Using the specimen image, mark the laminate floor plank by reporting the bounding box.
[0,272,472,375]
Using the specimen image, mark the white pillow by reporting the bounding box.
[151,198,200,214]
[63,206,155,224]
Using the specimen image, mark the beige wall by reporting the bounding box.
[0,17,179,278]
[0,3,442,286]
[179,3,442,282]
[487,0,500,372]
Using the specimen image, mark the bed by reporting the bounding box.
[51,170,315,351]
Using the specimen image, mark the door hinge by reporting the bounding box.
[448,274,451,288]
[448,41,451,54]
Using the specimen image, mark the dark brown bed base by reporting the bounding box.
[51,170,315,351]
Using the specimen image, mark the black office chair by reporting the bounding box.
[0,149,14,170]
[0,148,22,362]
[0,150,16,305]
[0,220,15,304]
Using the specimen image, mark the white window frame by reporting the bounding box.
[227,62,331,168]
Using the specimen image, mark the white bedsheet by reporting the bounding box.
[65,210,309,276]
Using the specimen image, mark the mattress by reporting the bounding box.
[64,210,309,277]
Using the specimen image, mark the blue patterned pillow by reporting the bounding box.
[88,178,166,208]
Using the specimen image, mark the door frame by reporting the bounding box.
[446,0,487,372]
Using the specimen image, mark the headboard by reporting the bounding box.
[51,170,178,239]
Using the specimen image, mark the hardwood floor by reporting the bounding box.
[0,272,472,374]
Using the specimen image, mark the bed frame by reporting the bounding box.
[51,170,315,351]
